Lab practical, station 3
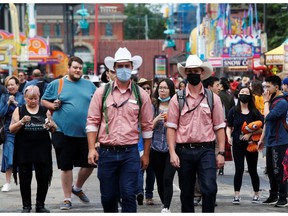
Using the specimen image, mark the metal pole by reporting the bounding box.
[93,4,99,75]
[263,4,266,33]
[145,14,148,40]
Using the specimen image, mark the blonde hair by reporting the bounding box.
[4,75,19,87]
[24,85,40,98]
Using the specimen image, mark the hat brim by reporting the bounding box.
[177,62,213,80]
[137,80,153,87]
[104,56,143,71]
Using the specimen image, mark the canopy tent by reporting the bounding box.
[265,45,284,55]
[265,39,288,55]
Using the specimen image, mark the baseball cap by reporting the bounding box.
[282,77,288,85]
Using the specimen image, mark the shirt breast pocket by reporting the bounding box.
[127,102,140,120]
[200,106,212,125]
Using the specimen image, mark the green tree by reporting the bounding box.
[124,4,166,40]
[257,3,288,49]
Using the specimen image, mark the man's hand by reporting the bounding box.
[170,152,180,168]
[88,148,99,166]
[141,154,149,170]
[216,154,225,169]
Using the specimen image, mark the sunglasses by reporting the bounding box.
[142,87,150,90]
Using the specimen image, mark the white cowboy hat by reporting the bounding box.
[177,55,213,80]
[104,47,143,71]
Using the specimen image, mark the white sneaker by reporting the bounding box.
[161,208,171,213]
[1,183,11,192]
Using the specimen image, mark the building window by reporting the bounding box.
[105,23,113,36]
[54,24,61,37]
[43,24,50,37]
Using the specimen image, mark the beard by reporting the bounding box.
[69,73,82,81]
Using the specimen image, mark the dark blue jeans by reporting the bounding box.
[97,145,140,212]
[136,155,155,199]
[176,146,217,213]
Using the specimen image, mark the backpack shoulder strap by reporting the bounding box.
[102,82,112,134]
[204,88,214,113]
[177,89,185,114]
[57,78,64,96]
[132,81,142,110]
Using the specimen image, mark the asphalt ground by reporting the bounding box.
[0,146,287,214]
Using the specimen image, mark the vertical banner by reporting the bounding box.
[284,44,288,73]
[154,55,168,79]
[9,3,21,55]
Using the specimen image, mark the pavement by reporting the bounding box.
[0,146,287,213]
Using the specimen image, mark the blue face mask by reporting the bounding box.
[116,68,132,82]
[158,96,171,102]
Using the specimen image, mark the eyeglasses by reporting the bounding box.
[142,87,150,90]
[159,87,169,90]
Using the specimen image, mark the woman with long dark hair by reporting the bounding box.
[226,86,264,205]
[151,78,176,213]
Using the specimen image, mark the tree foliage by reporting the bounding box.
[124,4,166,40]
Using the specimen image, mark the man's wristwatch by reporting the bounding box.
[218,151,225,157]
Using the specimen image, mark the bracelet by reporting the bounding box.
[264,101,269,103]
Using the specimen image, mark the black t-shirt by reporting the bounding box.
[14,105,52,164]
[227,107,264,146]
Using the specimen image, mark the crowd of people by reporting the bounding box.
[0,47,288,213]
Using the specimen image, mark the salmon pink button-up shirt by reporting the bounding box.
[166,85,225,144]
[86,81,153,146]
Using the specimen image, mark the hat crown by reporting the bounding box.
[114,47,132,61]
[185,55,203,68]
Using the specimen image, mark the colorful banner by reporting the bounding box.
[9,3,21,56]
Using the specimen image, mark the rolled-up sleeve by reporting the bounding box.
[212,94,226,130]
[139,89,153,139]
[166,95,179,129]
[86,86,104,133]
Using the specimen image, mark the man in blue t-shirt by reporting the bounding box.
[41,56,96,210]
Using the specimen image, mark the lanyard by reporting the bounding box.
[111,82,132,108]
[186,94,205,113]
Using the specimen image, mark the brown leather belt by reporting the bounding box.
[100,143,137,151]
[176,141,215,149]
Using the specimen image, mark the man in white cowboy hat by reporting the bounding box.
[86,47,153,212]
[166,54,226,212]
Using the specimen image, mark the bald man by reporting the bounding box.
[22,69,43,91]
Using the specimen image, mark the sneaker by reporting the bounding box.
[72,187,90,203]
[161,208,171,213]
[232,196,241,205]
[262,197,278,205]
[146,198,154,205]
[1,183,11,192]
[136,193,144,205]
[252,195,261,203]
[274,199,288,207]
[60,200,72,210]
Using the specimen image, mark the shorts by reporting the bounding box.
[52,132,95,170]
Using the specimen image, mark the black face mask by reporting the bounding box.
[238,94,251,103]
[271,92,276,99]
[187,73,201,86]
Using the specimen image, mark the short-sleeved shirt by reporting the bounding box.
[166,85,225,144]
[42,77,96,137]
[227,107,264,146]
[86,81,153,145]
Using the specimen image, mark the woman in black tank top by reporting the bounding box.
[9,85,57,213]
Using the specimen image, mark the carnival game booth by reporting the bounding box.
[264,40,288,76]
